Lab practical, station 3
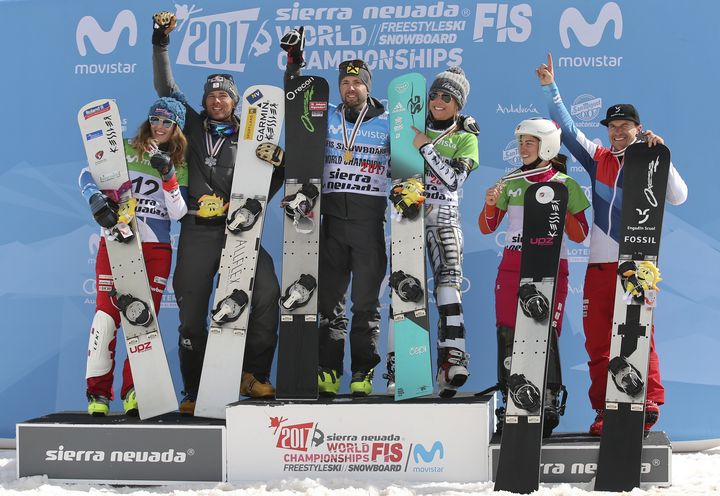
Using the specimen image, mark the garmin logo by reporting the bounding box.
[45,445,189,463]
[76,10,137,56]
[559,2,622,49]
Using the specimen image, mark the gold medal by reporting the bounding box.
[344,149,353,163]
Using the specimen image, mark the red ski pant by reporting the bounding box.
[494,249,570,335]
[583,262,665,409]
[86,238,172,399]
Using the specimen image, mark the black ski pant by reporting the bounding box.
[318,215,386,375]
[173,217,280,395]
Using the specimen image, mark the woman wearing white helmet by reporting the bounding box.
[479,117,590,437]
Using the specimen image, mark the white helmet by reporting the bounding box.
[514,118,561,161]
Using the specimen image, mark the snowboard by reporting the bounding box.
[194,86,284,418]
[387,73,433,401]
[77,99,177,419]
[594,143,670,492]
[275,75,329,400]
[494,181,568,494]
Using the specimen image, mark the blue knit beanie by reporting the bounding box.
[148,95,186,129]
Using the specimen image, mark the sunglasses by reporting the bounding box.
[429,92,453,104]
[148,116,176,128]
[339,59,369,75]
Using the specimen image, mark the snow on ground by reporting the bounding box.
[0,448,718,496]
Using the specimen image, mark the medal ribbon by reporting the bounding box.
[204,131,225,166]
[340,103,369,162]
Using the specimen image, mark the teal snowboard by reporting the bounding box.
[387,73,433,400]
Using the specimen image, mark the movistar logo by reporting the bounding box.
[413,441,444,463]
[559,2,622,49]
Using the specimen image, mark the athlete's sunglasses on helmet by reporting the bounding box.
[429,91,453,104]
[148,116,176,129]
[339,59,369,75]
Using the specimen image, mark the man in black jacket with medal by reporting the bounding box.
[151,12,282,413]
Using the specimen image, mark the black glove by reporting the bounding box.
[89,192,119,229]
[457,114,479,135]
[149,150,175,180]
[152,11,176,47]
[280,27,305,66]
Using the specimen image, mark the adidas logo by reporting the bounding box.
[392,102,404,113]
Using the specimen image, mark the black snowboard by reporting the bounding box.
[275,76,329,400]
[494,181,568,494]
[595,143,670,491]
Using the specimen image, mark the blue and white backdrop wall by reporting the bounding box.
[1,0,716,441]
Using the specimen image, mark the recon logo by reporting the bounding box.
[559,2,623,49]
[45,446,189,463]
[76,10,137,56]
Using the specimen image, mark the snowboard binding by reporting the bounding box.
[389,177,425,220]
[110,289,153,327]
[280,183,319,234]
[608,355,644,397]
[280,274,317,311]
[518,283,550,322]
[227,198,263,233]
[508,373,542,412]
[211,288,249,324]
[389,270,424,303]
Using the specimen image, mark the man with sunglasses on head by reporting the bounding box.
[535,53,688,436]
[151,12,283,413]
[281,28,390,396]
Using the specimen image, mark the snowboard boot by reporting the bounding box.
[179,392,197,416]
[589,409,604,436]
[542,385,567,438]
[436,347,470,398]
[240,372,275,398]
[644,400,660,435]
[122,387,139,417]
[382,353,395,395]
[350,369,374,397]
[318,368,340,397]
[87,393,110,417]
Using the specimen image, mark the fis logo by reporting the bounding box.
[76,10,137,56]
[473,3,532,43]
[177,8,261,72]
[559,2,623,48]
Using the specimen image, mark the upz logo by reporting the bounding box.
[644,156,660,207]
[76,10,137,56]
[413,441,444,463]
[473,3,532,43]
[177,8,261,71]
[129,342,152,354]
[559,2,622,48]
